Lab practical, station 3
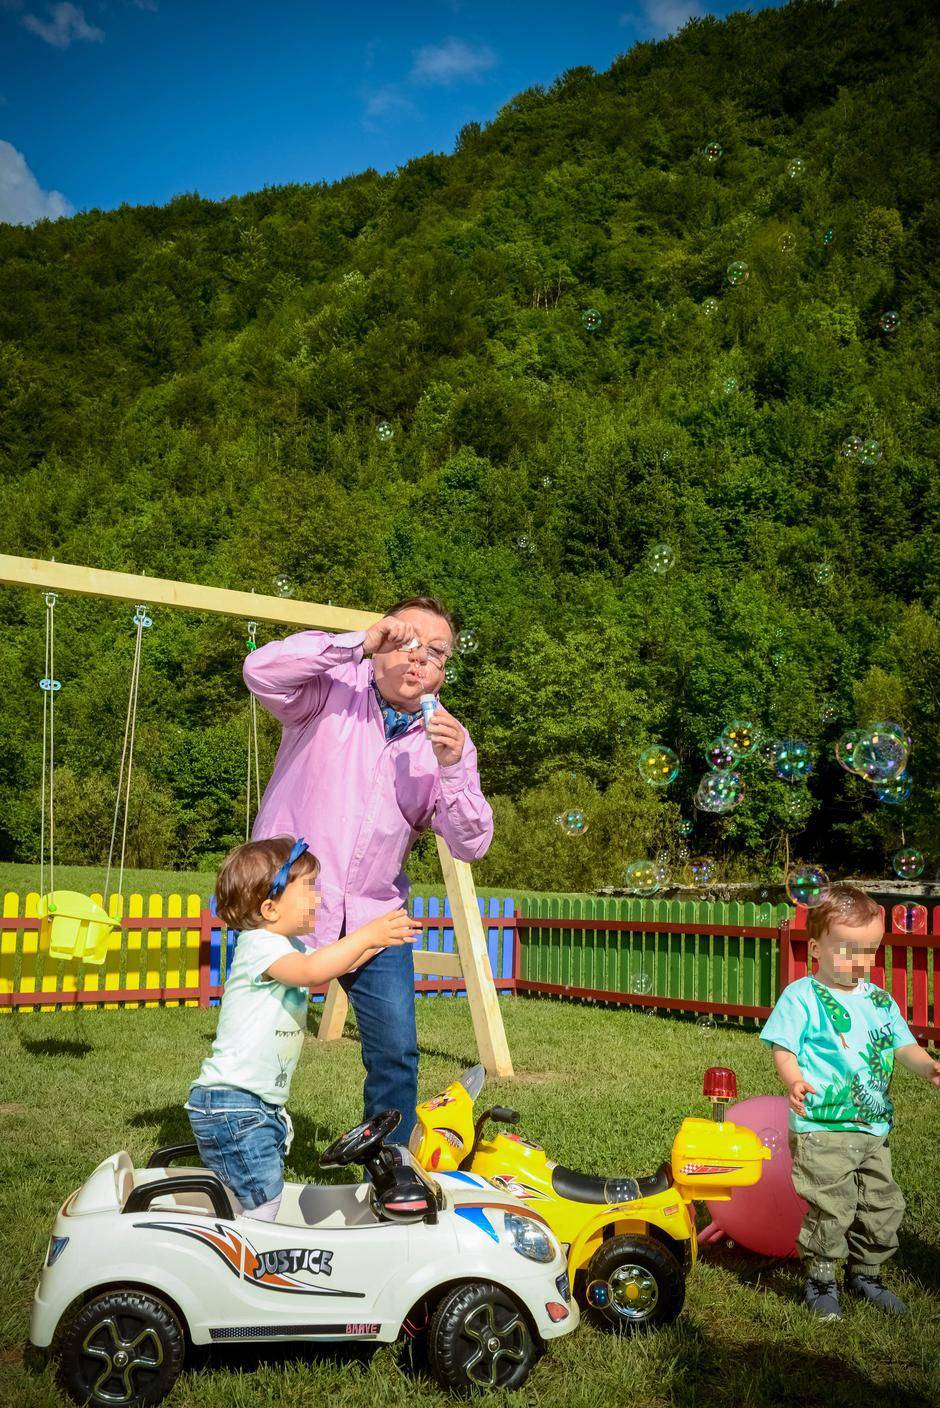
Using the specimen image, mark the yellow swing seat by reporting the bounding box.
[39,891,118,966]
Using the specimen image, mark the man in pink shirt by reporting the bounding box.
[243,595,493,1142]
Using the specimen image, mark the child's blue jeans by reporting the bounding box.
[185,1084,292,1210]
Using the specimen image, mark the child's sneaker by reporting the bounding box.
[844,1271,907,1315]
[804,1277,842,1320]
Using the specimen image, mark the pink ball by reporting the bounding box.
[704,1095,808,1258]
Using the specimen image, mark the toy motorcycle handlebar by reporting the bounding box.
[459,1103,520,1171]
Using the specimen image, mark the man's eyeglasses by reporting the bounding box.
[402,637,451,670]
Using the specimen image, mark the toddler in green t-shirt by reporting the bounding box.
[760,884,938,1320]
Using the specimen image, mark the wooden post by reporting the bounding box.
[435,835,514,1077]
[0,552,513,1076]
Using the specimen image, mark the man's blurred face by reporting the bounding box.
[372,607,453,712]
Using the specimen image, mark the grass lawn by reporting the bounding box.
[1,996,937,1408]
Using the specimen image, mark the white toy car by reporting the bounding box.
[31,1109,577,1403]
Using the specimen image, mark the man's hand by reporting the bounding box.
[427,704,466,767]
[362,617,417,658]
[788,1078,817,1117]
[358,908,422,949]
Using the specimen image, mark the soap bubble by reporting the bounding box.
[678,818,694,837]
[696,1013,718,1031]
[786,157,806,178]
[840,435,863,459]
[835,729,863,773]
[561,810,588,837]
[660,449,671,463]
[774,739,814,784]
[688,856,713,887]
[822,226,835,245]
[274,573,294,598]
[782,789,811,825]
[722,376,738,395]
[702,296,720,316]
[853,724,908,783]
[516,533,533,552]
[721,720,758,759]
[706,738,736,771]
[624,860,661,896]
[541,474,553,488]
[376,420,394,442]
[759,1126,782,1155]
[875,772,911,805]
[703,140,723,161]
[785,866,830,907]
[696,769,745,814]
[879,310,899,333]
[779,232,796,254]
[638,746,680,787]
[892,847,924,880]
[759,739,780,767]
[813,562,834,585]
[456,629,478,655]
[632,972,653,995]
[894,903,926,934]
[859,439,883,465]
[581,308,603,332]
[586,1279,610,1308]
[647,542,676,574]
[726,261,749,286]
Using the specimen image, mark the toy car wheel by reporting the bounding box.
[584,1233,685,1334]
[429,1281,540,1392]
[57,1289,185,1407]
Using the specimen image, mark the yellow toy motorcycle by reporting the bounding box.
[410,1064,769,1333]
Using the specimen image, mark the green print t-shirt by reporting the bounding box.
[760,977,915,1135]
[192,928,309,1106]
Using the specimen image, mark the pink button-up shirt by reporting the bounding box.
[244,630,494,948]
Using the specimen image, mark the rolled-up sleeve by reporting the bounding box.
[243,630,366,725]
[430,734,493,861]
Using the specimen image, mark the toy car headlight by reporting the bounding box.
[503,1212,555,1263]
[47,1236,69,1267]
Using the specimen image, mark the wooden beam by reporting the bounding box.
[0,553,378,632]
[435,836,514,1078]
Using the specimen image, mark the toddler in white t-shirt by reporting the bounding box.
[185,835,419,1221]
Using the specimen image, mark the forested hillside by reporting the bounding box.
[1,0,937,890]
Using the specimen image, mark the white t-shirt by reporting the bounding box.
[193,929,309,1106]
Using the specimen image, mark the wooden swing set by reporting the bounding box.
[0,552,513,1077]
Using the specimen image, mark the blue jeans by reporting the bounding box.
[185,1085,291,1210]
[340,937,418,1144]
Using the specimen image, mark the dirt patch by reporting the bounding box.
[0,1103,27,1116]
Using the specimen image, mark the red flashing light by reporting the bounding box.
[703,1067,738,1102]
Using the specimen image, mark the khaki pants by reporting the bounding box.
[788,1130,905,1280]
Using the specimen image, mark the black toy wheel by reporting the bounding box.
[583,1233,685,1333]
[429,1281,540,1392]
[57,1289,185,1406]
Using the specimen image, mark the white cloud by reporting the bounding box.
[363,84,417,121]
[0,140,73,224]
[623,1,705,34]
[410,37,497,86]
[22,2,104,47]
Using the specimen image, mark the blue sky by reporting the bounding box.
[0,0,782,223]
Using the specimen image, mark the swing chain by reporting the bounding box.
[246,620,258,652]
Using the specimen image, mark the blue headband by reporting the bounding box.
[268,838,309,899]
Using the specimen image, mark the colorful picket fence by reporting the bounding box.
[1,889,936,1043]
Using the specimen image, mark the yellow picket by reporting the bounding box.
[102,891,125,1009]
[18,891,41,1007]
[1,891,21,1011]
[166,893,183,1005]
[145,894,163,1006]
[125,892,144,1009]
[183,894,201,1007]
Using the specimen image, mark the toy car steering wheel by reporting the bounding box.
[319,1109,401,1167]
